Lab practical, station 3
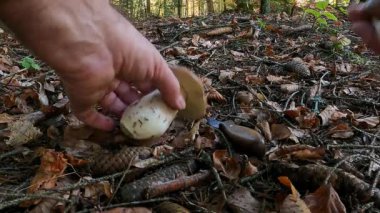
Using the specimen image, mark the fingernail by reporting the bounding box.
[177,96,186,110]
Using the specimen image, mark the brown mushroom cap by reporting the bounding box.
[170,65,207,120]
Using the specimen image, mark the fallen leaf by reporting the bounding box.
[266,75,289,84]
[207,88,226,103]
[153,145,174,158]
[227,188,261,213]
[353,116,379,128]
[245,74,265,85]
[236,91,254,106]
[21,149,69,207]
[155,201,190,213]
[83,176,113,201]
[328,123,354,139]
[278,176,311,213]
[280,84,300,93]
[213,150,228,173]
[219,70,235,83]
[103,207,152,213]
[223,156,241,180]
[271,124,291,140]
[319,105,346,126]
[0,113,14,124]
[268,145,325,161]
[304,184,346,213]
[241,161,258,177]
[230,50,245,57]
[6,120,42,146]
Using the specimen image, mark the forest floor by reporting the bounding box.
[0,7,380,213]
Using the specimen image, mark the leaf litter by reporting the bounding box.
[0,8,380,213]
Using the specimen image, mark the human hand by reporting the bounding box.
[0,0,185,131]
[349,0,380,53]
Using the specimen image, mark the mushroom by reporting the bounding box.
[120,65,206,140]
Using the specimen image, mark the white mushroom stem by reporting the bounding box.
[120,90,178,140]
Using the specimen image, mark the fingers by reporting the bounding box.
[153,63,186,110]
[352,21,380,53]
[114,82,141,105]
[75,109,115,131]
[100,91,127,116]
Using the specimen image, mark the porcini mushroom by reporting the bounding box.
[120,65,206,140]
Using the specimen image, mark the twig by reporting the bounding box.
[240,169,268,184]
[368,130,380,177]
[352,126,380,140]
[146,170,212,198]
[324,154,380,185]
[0,147,29,160]
[76,197,173,213]
[283,91,299,111]
[211,167,227,201]
[327,144,380,149]
[212,127,233,156]
[201,49,217,67]
[0,192,71,210]
[158,41,179,52]
[371,170,380,197]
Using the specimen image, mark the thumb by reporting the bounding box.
[153,62,186,110]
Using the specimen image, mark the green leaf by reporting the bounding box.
[305,9,321,18]
[323,11,338,21]
[339,7,348,15]
[20,57,40,70]
[317,17,328,26]
[31,63,41,70]
[21,59,31,69]
[316,1,328,10]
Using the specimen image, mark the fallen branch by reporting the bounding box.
[145,170,212,198]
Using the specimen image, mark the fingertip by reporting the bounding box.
[154,64,185,110]
[75,110,115,131]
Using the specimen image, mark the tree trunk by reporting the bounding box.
[177,0,182,17]
[206,0,214,13]
[146,0,151,15]
[260,0,270,14]
[192,0,195,16]
[223,0,226,11]
[185,0,189,16]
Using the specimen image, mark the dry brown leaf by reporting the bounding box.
[0,113,14,124]
[271,124,291,140]
[266,75,289,84]
[191,34,200,46]
[6,120,42,146]
[268,145,325,161]
[280,195,311,213]
[278,176,300,200]
[153,145,174,158]
[227,188,261,213]
[257,120,272,141]
[296,112,320,129]
[328,123,354,139]
[280,84,300,93]
[83,176,113,201]
[212,150,241,180]
[353,116,379,128]
[212,149,228,173]
[103,207,152,213]
[319,105,344,126]
[335,62,352,73]
[230,50,245,57]
[304,184,346,213]
[21,149,69,207]
[241,161,258,177]
[245,74,265,85]
[219,70,235,83]
[278,176,311,213]
[155,201,190,213]
[207,88,226,103]
[236,91,254,106]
